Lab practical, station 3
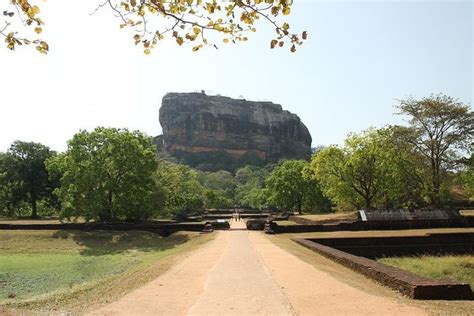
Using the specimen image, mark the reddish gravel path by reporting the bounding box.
[91,222,427,315]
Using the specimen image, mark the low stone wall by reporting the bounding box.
[0,221,230,236]
[309,233,474,259]
[294,237,473,300]
[205,209,263,214]
[270,217,473,233]
[246,219,266,230]
[204,214,270,220]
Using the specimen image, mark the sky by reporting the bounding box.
[0,0,472,152]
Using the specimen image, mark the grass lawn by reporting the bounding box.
[0,229,213,313]
[379,255,474,288]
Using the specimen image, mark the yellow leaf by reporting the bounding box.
[223,38,229,43]
[31,6,40,15]
[144,48,151,55]
[282,7,291,15]
[34,27,42,34]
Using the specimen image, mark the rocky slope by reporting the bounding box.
[155,92,312,170]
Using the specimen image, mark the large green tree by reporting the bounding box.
[203,189,233,209]
[0,152,20,216]
[234,165,269,209]
[308,128,417,210]
[396,94,473,206]
[47,127,161,222]
[459,154,474,201]
[154,159,205,218]
[266,160,329,213]
[197,170,237,205]
[0,141,56,218]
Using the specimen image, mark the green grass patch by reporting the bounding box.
[0,229,208,309]
[0,253,129,300]
[379,255,474,288]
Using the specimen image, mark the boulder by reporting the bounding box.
[156,92,312,170]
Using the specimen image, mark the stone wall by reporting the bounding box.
[294,237,473,300]
[0,221,230,236]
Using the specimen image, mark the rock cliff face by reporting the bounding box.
[156,92,312,170]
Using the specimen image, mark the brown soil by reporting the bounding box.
[249,232,427,315]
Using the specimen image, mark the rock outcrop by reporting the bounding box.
[156,92,312,170]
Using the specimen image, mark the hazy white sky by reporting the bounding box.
[0,0,472,152]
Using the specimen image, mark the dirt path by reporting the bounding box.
[89,232,226,315]
[188,230,293,315]
[91,224,427,315]
[248,232,427,316]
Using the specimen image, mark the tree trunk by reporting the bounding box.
[31,196,38,219]
[364,196,372,210]
[431,159,441,207]
[107,190,113,221]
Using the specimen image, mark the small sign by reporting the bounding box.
[359,210,367,222]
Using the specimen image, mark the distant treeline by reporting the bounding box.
[0,94,472,221]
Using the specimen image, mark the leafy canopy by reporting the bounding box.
[308,128,423,210]
[266,160,329,212]
[0,141,56,218]
[395,93,473,206]
[154,159,205,217]
[2,0,307,54]
[47,127,161,222]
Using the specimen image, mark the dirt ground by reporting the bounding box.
[90,219,429,315]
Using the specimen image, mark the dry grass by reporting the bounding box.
[296,211,358,222]
[460,209,474,217]
[267,230,474,315]
[273,220,299,225]
[0,230,215,314]
[0,217,87,225]
[0,218,63,225]
[380,255,474,288]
